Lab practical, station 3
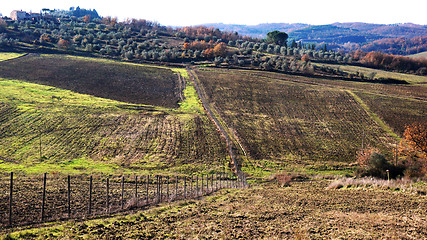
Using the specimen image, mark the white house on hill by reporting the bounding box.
[10,10,41,21]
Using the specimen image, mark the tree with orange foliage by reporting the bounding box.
[301,54,310,62]
[398,122,427,178]
[183,42,190,50]
[213,42,228,57]
[57,38,70,50]
[403,122,427,154]
[203,48,214,58]
[83,15,91,23]
[102,16,117,27]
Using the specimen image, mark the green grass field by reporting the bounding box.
[0,52,25,62]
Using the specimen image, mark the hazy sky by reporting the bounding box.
[1,0,426,26]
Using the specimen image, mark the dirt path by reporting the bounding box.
[186,67,243,176]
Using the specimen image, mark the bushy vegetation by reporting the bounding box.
[355,122,427,180]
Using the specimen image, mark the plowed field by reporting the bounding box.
[0,54,179,108]
[4,179,426,239]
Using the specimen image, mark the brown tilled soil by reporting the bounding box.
[0,54,180,108]
[4,179,426,239]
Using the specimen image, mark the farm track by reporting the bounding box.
[187,68,245,175]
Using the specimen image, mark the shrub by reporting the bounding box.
[367,152,389,177]
[0,19,8,33]
[271,173,294,187]
[356,148,397,179]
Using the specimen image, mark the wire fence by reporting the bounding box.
[0,172,248,229]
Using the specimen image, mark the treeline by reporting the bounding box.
[361,36,427,55]
[49,7,101,20]
[359,51,427,75]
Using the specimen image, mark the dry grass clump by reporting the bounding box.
[125,197,140,210]
[327,177,423,193]
[269,172,307,187]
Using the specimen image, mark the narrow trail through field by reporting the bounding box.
[346,90,400,140]
[186,67,249,177]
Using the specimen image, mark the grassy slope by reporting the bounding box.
[409,51,427,59]
[4,180,426,239]
[0,53,26,62]
[0,54,228,175]
[313,62,427,86]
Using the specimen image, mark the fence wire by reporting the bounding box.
[0,172,248,229]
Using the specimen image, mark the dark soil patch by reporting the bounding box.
[0,54,180,108]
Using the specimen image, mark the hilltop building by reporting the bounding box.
[10,10,41,21]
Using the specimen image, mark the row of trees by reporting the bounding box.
[361,51,427,75]
[361,36,427,55]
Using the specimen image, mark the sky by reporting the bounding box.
[1,0,426,26]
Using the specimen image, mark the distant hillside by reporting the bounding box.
[202,23,309,39]
[203,22,427,54]
[204,22,427,40]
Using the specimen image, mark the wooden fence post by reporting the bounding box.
[184,176,187,199]
[201,174,204,195]
[121,176,124,210]
[159,175,163,203]
[9,172,13,227]
[206,173,209,194]
[89,175,93,215]
[196,176,199,196]
[67,175,71,218]
[155,175,159,203]
[41,173,47,222]
[190,176,193,198]
[175,176,178,200]
[106,177,110,214]
[146,175,149,205]
[211,173,214,191]
[135,175,138,201]
[166,176,170,202]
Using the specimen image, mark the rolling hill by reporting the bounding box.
[0,54,229,175]
[203,22,427,54]
[0,15,427,238]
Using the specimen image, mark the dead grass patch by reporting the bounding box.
[327,177,422,193]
